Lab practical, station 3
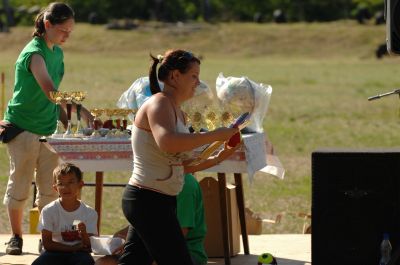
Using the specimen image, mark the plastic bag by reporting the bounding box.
[90,236,125,255]
[116,77,164,121]
[215,73,272,133]
[117,76,212,121]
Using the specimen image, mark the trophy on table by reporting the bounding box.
[120,109,132,130]
[90,108,104,137]
[50,91,65,137]
[119,108,135,137]
[71,91,86,136]
[113,109,124,137]
[189,111,203,132]
[104,108,115,130]
[220,110,234,127]
[205,110,218,131]
[63,92,73,138]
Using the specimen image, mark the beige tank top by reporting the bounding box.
[129,117,192,195]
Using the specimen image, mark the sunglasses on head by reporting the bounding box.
[178,51,194,61]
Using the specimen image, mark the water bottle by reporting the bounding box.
[379,233,392,265]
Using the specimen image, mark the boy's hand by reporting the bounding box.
[112,244,124,255]
[77,222,91,249]
[77,222,87,234]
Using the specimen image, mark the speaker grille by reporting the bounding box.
[312,150,400,265]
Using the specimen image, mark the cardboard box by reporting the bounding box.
[245,207,263,235]
[200,177,240,257]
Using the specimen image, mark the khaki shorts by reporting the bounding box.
[3,131,59,209]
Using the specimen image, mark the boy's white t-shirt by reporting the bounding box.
[38,199,98,246]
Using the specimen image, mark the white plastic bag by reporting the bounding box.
[90,236,125,255]
[216,73,272,132]
[117,76,211,121]
[116,77,164,120]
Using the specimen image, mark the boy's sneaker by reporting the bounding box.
[5,234,23,255]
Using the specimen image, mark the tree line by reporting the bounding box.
[5,0,385,24]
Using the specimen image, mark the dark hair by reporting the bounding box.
[53,163,83,183]
[32,2,74,37]
[149,49,201,95]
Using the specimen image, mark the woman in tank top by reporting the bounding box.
[119,50,240,265]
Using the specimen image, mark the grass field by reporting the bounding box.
[0,20,400,235]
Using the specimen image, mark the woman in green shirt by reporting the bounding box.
[3,2,93,255]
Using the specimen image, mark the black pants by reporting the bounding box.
[32,251,94,265]
[118,184,193,265]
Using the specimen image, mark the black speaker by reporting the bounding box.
[312,149,400,265]
[386,0,400,55]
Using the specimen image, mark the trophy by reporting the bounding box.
[220,110,234,127]
[89,108,104,137]
[104,108,115,130]
[119,109,134,137]
[189,111,203,132]
[71,91,86,136]
[50,91,65,137]
[115,109,123,131]
[120,108,135,130]
[205,111,217,131]
[63,92,73,138]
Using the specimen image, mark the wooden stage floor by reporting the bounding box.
[0,234,311,265]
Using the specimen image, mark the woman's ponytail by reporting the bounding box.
[149,54,162,95]
[32,12,45,37]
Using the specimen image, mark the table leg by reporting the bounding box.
[217,173,231,265]
[234,173,250,255]
[95,171,104,234]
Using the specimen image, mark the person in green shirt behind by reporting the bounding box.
[2,2,94,255]
[177,173,207,265]
[95,173,208,265]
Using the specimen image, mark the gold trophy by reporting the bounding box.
[104,108,115,130]
[113,109,124,137]
[50,91,65,137]
[205,110,217,131]
[89,108,104,137]
[120,108,135,137]
[190,111,203,132]
[220,110,234,127]
[71,91,86,136]
[63,92,73,138]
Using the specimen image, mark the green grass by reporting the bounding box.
[0,20,400,235]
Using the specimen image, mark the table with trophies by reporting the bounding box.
[44,91,275,265]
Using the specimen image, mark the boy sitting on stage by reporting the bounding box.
[32,163,98,265]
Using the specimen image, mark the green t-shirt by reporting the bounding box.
[177,174,208,265]
[4,37,64,135]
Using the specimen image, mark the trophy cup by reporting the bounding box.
[121,109,129,131]
[63,92,73,138]
[111,109,123,138]
[115,109,123,131]
[71,91,86,136]
[104,108,115,130]
[50,91,65,137]
[220,110,234,127]
[189,111,203,132]
[120,109,134,138]
[205,110,217,131]
[90,108,104,137]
